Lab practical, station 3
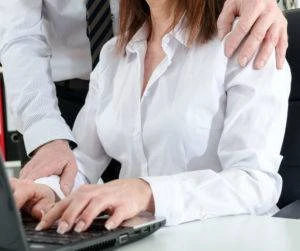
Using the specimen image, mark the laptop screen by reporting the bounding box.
[0,159,28,251]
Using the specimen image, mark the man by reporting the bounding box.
[0,0,288,195]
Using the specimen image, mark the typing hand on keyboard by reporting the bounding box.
[10,178,57,220]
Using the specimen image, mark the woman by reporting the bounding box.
[11,0,290,234]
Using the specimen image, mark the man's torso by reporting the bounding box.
[42,0,119,81]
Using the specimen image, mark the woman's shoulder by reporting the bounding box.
[190,34,291,98]
[223,39,291,102]
[99,36,120,61]
[92,36,124,74]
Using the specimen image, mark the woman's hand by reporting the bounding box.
[10,178,56,220]
[35,179,154,234]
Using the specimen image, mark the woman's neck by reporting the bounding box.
[147,1,174,43]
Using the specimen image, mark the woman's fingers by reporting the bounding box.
[74,199,111,233]
[30,198,55,220]
[105,207,130,231]
[10,178,56,222]
[33,180,153,234]
[9,177,18,191]
[12,180,35,209]
[36,198,71,231]
[14,189,34,209]
[57,196,91,234]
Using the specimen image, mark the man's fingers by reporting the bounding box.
[20,165,44,181]
[275,28,288,70]
[20,159,50,180]
[224,3,263,57]
[21,139,76,181]
[19,160,37,179]
[252,23,280,69]
[253,39,274,69]
[22,161,63,181]
[237,12,275,68]
[60,162,78,195]
[217,0,237,39]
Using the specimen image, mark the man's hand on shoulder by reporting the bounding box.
[20,140,78,196]
[218,0,288,69]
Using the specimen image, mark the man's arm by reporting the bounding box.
[218,0,288,69]
[0,1,77,194]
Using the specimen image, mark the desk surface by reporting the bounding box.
[118,215,300,251]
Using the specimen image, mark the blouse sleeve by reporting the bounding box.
[72,62,111,184]
[34,61,111,195]
[143,51,291,226]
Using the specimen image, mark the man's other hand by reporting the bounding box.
[218,0,288,69]
[20,140,78,196]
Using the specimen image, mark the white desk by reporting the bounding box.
[118,215,300,251]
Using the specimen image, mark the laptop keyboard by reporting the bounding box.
[23,216,124,245]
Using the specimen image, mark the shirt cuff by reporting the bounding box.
[23,118,76,155]
[142,175,185,226]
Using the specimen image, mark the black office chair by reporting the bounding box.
[278,9,300,209]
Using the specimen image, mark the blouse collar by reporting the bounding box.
[125,16,189,55]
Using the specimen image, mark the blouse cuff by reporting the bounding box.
[142,175,185,226]
[35,175,65,200]
[35,171,90,200]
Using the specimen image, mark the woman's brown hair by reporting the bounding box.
[118,0,226,52]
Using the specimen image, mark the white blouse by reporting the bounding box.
[37,22,291,226]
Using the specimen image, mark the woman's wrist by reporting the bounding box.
[139,179,155,213]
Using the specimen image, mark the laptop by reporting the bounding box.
[0,159,166,251]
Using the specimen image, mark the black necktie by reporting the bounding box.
[86,0,114,69]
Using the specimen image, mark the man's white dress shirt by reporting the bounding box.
[0,0,119,154]
[37,21,291,226]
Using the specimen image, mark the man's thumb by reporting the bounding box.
[60,163,77,196]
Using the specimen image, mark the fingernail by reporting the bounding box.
[239,57,248,67]
[57,221,69,235]
[35,221,46,231]
[256,60,265,69]
[74,220,86,233]
[105,221,115,231]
